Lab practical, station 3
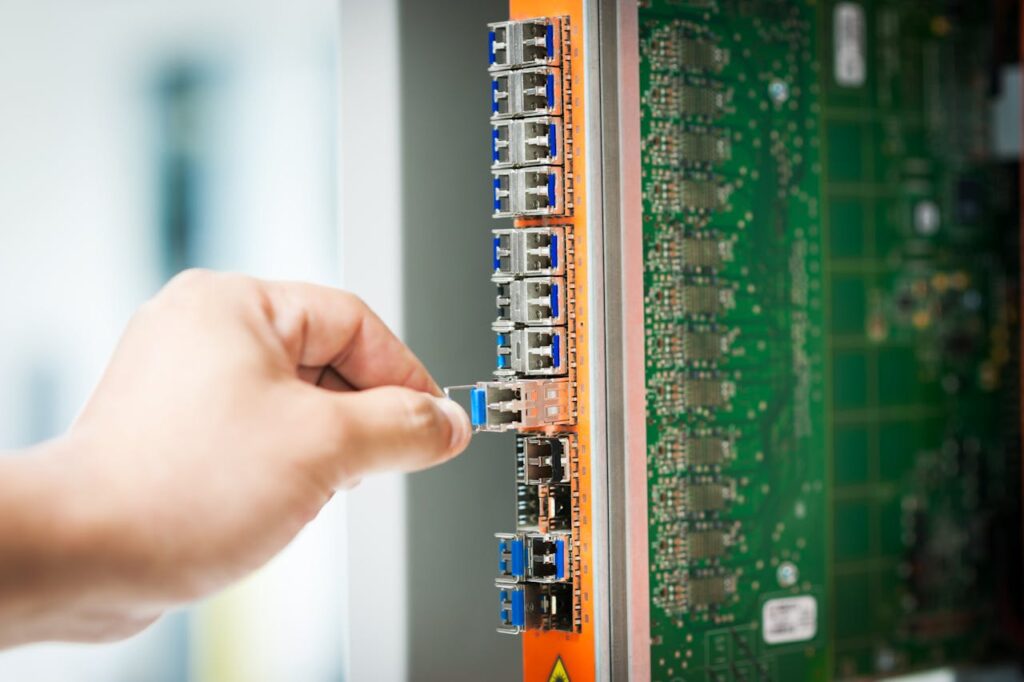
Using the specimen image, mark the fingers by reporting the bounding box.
[312,386,472,486]
[297,366,355,392]
[316,366,355,392]
[260,280,441,396]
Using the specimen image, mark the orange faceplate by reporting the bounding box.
[508,1,596,681]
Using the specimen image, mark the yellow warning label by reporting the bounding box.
[547,657,570,682]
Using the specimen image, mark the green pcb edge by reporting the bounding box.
[639,1,1020,680]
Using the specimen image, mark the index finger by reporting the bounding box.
[260,280,441,396]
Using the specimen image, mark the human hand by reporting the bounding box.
[0,270,471,646]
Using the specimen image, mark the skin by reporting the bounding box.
[0,269,472,648]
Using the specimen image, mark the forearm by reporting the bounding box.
[0,272,471,650]
[0,437,158,647]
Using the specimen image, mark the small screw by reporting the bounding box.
[768,79,789,104]
[777,561,798,587]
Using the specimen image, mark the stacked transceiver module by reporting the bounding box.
[478,17,579,635]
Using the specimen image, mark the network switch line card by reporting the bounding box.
[484,3,600,681]
[461,0,1022,681]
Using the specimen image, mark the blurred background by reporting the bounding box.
[0,0,515,680]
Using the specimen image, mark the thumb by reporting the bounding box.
[321,386,472,485]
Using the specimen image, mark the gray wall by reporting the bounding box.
[399,0,521,680]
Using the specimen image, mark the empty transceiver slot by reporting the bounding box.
[488,17,561,71]
[494,276,567,326]
[469,379,572,432]
[492,226,565,277]
[539,484,572,532]
[521,435,571,485]
[495,327,567,377]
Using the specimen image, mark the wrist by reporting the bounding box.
[0,434,161,645]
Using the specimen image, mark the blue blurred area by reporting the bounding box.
[0,1,344,680]
[154,60,219,278]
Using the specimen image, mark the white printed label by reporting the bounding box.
[834,2,866,87]
[762,596,818,645]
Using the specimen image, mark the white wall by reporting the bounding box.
[336,0,408,680]
[0,1,344,680]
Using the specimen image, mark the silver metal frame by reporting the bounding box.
[587,0,650,679]
[338,0,409,679]
[583,0,613,678]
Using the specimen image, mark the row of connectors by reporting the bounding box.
[517,434,575,534]
[493,224,569,381]
[514,436,574,530]
[493,227,568,384]
[498,434,578,634]
[490,17,567,220]
[483,16,578,638]
[493,279,567,379]
[495,531,570,634]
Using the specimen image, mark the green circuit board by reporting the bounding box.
[639,1,1020,680]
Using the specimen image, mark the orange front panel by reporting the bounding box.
[508,1,596,681]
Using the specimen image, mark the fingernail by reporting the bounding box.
[434,397,472,453]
